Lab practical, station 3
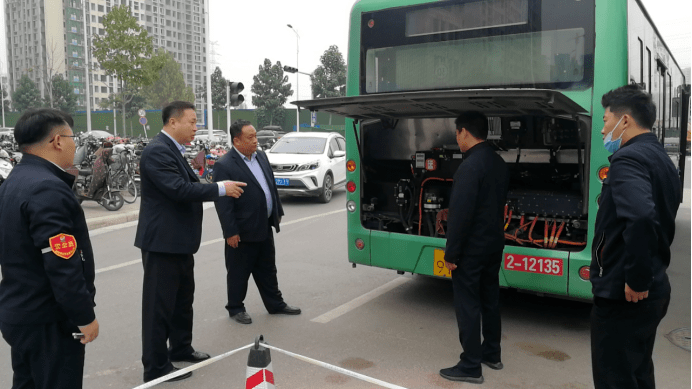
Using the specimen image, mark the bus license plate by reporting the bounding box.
[275,178,289,186]
[433,249,451,278]
[504,254,563,276]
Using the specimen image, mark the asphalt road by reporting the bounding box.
[0,181,689,388]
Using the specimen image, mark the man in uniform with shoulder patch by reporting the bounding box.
[0,108,99,389]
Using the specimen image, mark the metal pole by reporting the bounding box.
[1,78,5,128]
[81,0,92,133]
[226,82,231,146]
[288,25,300,132]
[204,0,213,138]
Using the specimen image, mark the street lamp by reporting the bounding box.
[287,24,300,132]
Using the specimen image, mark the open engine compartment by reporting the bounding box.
[359,114,591,251]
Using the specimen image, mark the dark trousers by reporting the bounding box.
[224,229,286,315]
[0,320,85,389]
[451,251,503,376]
[141,251,196,382]
[591,295,670,389]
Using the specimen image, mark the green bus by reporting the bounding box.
[297,0,689,300]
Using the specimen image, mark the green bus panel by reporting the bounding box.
[568,250,593,299]
[347,216,372,266]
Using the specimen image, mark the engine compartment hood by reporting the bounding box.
[292,89,588,120]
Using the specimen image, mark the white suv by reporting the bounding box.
[266,132,346,203]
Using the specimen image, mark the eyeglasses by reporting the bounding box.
[49,134,78,143]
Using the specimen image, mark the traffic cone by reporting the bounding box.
[245,335,275,389]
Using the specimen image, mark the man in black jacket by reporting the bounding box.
[134,101,246,383]
[213,120,300,325]
[441,112,509,384]
[590,85,680,389]
[0,108,98,389]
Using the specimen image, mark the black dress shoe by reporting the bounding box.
[271,305,301,315]
[230,311,252,324]
[170,351,211,363]
[144,367,192,383]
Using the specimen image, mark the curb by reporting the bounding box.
[85,203,216,231]
[86,210,140,230]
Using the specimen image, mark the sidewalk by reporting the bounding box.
[82,198,141,230]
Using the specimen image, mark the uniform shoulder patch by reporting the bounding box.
[48,233,77,260]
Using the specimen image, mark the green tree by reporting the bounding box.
[47,74,78,114]
[310,45,346,99]
[12,75,42,112]
[197,66,228,110]
[92,5,164,132]
[251,59,292,128]
[142,50,195,109]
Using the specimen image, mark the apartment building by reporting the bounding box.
[4,0,207,112]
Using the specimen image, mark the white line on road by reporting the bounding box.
[94,208,346,274]
[311,277,411,324]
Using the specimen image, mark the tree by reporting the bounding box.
[142,50,195,109]
[251,59,292,128]
[47,74,78,114]
[12,75,42,112]
[310,45,346,99]
[197,66,228,110]
[92,5,164,134]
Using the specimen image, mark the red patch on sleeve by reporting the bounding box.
[48,233,77,260]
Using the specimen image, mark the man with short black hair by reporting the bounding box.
[591,84,680,389]
[0,108,98,389]
[440,111,509,384]
[213,119,300,325]
[135,101,247,383]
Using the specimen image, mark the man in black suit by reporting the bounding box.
[213,120,301,325]
[440,112,510,384]
[134,101,246,383]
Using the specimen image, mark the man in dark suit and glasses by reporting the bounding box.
[440,111,510,384]
[134,101,246,383]
[213,119,301,325]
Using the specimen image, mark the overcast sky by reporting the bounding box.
[0,0,690,107]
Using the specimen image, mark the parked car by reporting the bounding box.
[193,129,229,143]
[257,127,286,149]
[266,132,346,203]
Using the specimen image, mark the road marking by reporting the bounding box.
[311,277,411,324]
[681,188,691,210]
[95,259,142,274]
[94,208,346,274]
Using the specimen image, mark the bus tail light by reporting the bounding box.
[347,160,356,172]
[598,166,609,182]
[347,200,356,213]
[355,238,365,250]
[578,266,590,280]
[347,181,356,193]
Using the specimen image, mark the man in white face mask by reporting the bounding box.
[591,84,681,389]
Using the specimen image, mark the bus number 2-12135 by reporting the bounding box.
[504,254,563,276]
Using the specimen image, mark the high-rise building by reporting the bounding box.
[4,0,207,114]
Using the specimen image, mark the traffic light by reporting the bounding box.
[229,82,244,107]
[283,65,298,74]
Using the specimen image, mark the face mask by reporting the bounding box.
[603,116,625,153]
